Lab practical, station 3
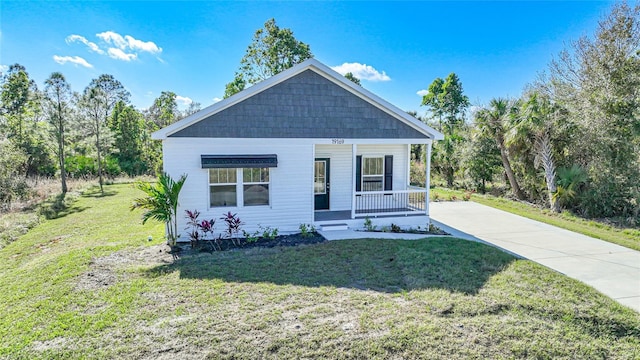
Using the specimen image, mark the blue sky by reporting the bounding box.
[1,1,613,116]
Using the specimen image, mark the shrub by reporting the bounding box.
[299,223,316,237]
[242,230,260,243]
[260,225,278,240]
[65,155,96,178]
[102,156,122,178]
[429,223,445,234]
[0,140,30,209]
[363,216,376,231]
[118,159,148,177]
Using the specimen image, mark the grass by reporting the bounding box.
[0,184,639,359]
[0,176,150,250]
[431,187,640,251]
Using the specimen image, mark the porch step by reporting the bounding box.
[320,223,349,231]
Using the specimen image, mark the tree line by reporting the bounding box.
[0,66,200,203]
[419,3,639,222]
[2,6,637,224]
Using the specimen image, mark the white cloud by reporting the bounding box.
[0,64,8,74]
[62,31,162,63]
[124,35,162,54]
[416,89,429,97]
[175,95,193,106]
[331,62,391,82]
[96,31,127,49]
[65,34,105,54]
[212,97,222,103]
[97,31,162,54]
[53,55,93,68]
[107,48,137,61]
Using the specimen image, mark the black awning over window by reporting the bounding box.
[201,154,278,169]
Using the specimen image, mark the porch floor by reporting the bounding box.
[314,209,425,222]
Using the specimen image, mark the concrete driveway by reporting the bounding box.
[430,201,640,312]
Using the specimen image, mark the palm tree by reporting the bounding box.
[512,92,561,212]
[131,172,187,246]
[475,98,526,200]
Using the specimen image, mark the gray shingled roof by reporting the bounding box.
[170,70,428,139]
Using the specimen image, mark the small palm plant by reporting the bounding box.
[553,164,588,210]
[131,172,187,247]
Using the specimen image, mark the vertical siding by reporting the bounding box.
[163,138,314,240]
[315,145,352,211]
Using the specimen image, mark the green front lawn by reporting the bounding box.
[431,187,640,251]
[1,184,638,359]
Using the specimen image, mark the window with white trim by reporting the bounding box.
[243,167,269,206]
[362,157,384,191]
[209,168,270,207]
[209,168,237,207]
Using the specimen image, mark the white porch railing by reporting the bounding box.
[354,187,427,217]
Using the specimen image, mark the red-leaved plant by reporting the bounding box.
[221,212,243,246]
[185,209,201,248]
[185,209,217,249]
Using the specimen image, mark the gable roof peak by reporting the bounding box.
[152,58,443,140]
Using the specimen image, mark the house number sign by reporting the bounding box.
[332,138,345,144]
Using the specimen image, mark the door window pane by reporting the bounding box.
[314,161,326,194]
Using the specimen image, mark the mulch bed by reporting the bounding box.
[359,228,450,236]
[176,232,327,253]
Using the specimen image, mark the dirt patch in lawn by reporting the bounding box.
[75,233,326,291]
[31,337,74,352]
[75,244,175,291]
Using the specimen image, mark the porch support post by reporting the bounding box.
[407,144,411,187]
[312,144,316,223]
[351,143,357,219]
[425,142,432,217]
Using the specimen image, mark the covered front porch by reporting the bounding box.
[312,142,432,228]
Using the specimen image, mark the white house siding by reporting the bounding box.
[314,144,352,211]
[314,144,410,212]
[163,138,314,241]
[357,144,408,191]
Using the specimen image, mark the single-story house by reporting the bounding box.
[152,58,443,240]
